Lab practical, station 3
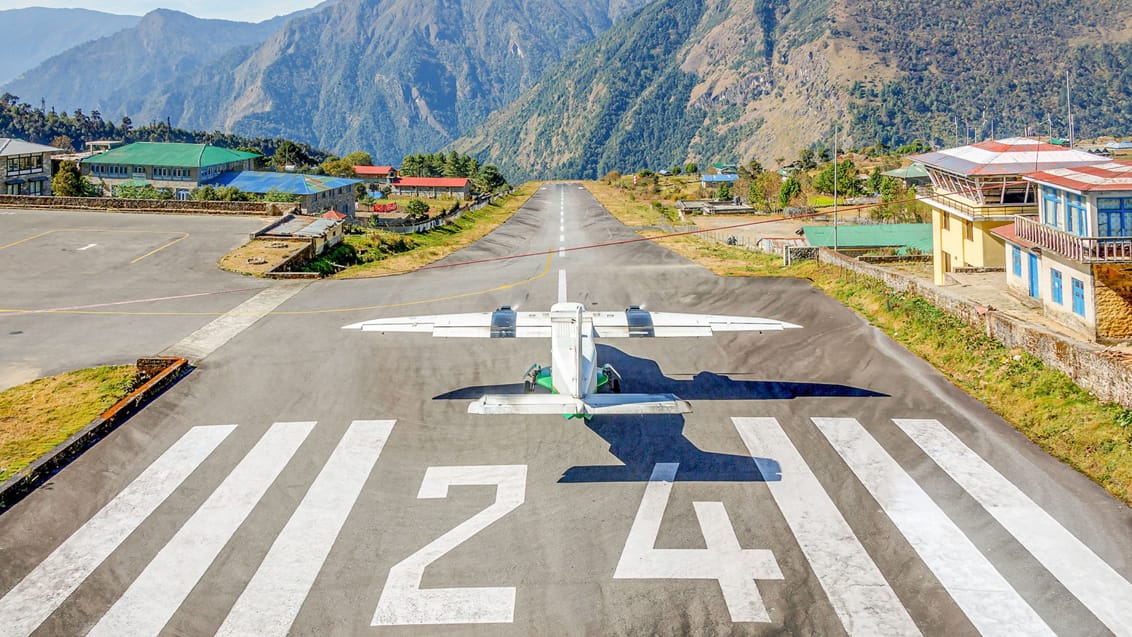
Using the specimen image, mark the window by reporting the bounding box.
[1072,278,1085,317]
[964,220,973,242]
[1066,194,1087,235]
[1051,269,1063,305]
[941,214,950,231]
[1042,188,1061,228]
[1012,245,1022,277]
[26,180,42,195]
[1097,197,1132,237]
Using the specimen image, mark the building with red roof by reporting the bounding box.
[392,176,471,199]
[353,165,399,185]
[990,160,1132,341]
[912,138,1107,285]
[321,210,347,221]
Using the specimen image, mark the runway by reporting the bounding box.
[1,184,1130,635]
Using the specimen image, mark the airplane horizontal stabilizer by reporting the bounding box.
[468,393,692,416]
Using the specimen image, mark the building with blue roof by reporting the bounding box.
[700,173,739,193]
[205,171,360,217]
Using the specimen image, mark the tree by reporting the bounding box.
[813,159,863,196]
[779,176,801,209]
[50,135,74,152]
[475,164,507,192]
[51,160,88,197]
[342,151,373,166]
[273,140,310,170]
[717,181,732,200]
[354,182,369,200]
[749,171,781,211]
[684,162,698,174]
[798,148,816,170]
[405,198,430,220]
[320,156,355,177]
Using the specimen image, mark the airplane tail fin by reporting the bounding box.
[468,393,692,416]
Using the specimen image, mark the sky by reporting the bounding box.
[0,1,325,22]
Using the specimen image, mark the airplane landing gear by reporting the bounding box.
[524,364,542,393]
[602,364,622,393]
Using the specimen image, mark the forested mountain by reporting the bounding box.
[0,8,140,85]
[1,0,648,165]
[1,8,306,125]
[456,0,1132,180]
[161,0,651,162]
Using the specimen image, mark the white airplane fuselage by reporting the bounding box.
[549,302,597,399]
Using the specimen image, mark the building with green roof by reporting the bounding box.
[802,223,933,255]
[81,142,260,198]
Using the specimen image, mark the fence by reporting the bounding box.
[812,248,1132,408]
[367,191,507,234]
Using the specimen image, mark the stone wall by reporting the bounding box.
[1095,264,1132,341]
[817,248,1132,408]
[0,194,284,215]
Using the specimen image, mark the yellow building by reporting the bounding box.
[912,138,1106,284]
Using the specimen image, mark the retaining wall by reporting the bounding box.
[0,357,190,512]
[816,248,1132,408]
[0,194,282,215]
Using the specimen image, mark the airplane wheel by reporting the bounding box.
[524,380,533,393]
[611,378,621,393]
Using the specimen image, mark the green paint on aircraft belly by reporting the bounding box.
[535,368,608,393]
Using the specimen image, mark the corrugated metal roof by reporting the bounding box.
[700,174,739,183]
[1024,161,1132,193]
[882,164,930,179]
[803,223,933,252]
[0,138,63,156]
[83,142,260,167]
[354,165,397,175]
[395,177,469,187]
[912,137,1107,177]
[204,171,359,194]
[295,218,339,237]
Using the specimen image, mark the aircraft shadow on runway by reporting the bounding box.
[432,346,885,483]
[559,414,782,483]
[433,345,887,402]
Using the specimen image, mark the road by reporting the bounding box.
[1,184,1131,635]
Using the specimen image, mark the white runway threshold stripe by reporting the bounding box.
[894,419,1132,636]
[812,417,1055,637]
[0,426,235,637]
[161,282,308,361]
[732,418,921,636]
[216,420,395,637]
[87,421,316,637]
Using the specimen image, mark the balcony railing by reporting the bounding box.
[918,189,1035,220]
[1015,215,1132,263]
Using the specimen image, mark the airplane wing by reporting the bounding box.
[468,393,692,416]
[342,307,551,338]
[588,307,802,338]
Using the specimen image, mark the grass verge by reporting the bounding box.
[589,182,1132,506]
[0,366,137,483]
[335,182,539,278]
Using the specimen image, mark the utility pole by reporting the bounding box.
[1066,70,1075,148]
[833,123,839,252]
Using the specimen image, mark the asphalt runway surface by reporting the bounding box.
[0,209,272,390]
[1,185,1131,635]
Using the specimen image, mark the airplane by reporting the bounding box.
[342,271,801,418]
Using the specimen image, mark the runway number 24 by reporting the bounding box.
[371,462,779,625]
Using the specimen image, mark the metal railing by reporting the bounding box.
[918,190,1034,220]
[1014,215,1132,263]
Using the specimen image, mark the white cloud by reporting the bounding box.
[0,1,324,22]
